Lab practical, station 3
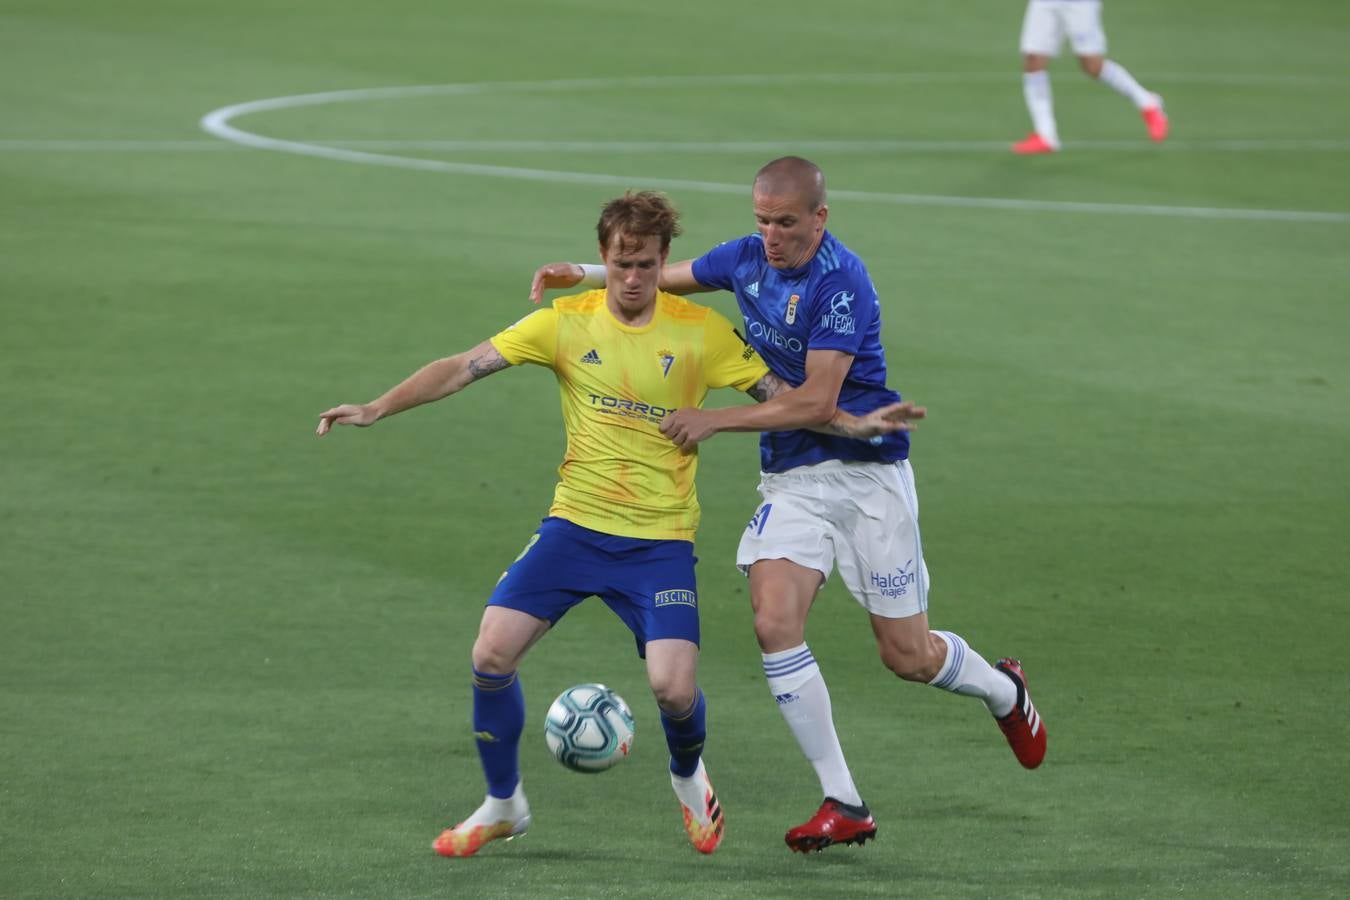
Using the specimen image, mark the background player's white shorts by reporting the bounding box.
[1020,0,1108,57]
[736,459,930,619]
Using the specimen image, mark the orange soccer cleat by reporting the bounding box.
[784,798,876,853]
[1142,101,1170,142]
[994,658,1047,769]
[433,787,532,858]
[673,760,724,854]
[1012,132,1059,155]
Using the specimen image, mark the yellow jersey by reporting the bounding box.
[490,290,769,541]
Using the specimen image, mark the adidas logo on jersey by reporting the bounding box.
[746,281,759,298]
[580,349,602,365]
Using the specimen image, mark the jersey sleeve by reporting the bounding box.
[690,236,752,292]
[489,308,558,367]
[703,309,769,391]
[804,269,877,356]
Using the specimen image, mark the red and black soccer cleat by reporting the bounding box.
[784,798,877,853]
[994,658,1047,769]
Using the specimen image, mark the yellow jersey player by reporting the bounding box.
[316,191,921,858]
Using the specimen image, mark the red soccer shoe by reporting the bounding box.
[1012,133,1058,154]
[1142,103,1170,142]
[994,658,1047,769]
[784,798,877,853]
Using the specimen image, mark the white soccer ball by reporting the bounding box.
[544,683,635,773]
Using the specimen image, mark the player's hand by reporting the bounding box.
[316,403,379,435]
[660,408,720,451]
[838,401,927,439]
[529,262,584,304]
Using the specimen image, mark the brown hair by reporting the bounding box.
[596,191,683,256]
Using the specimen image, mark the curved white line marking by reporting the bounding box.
[7,137,1350,154]
[200,75,1350,224]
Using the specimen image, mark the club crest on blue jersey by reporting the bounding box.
[785,293,800,325]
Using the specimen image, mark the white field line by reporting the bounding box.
[188,74,1350,224]
[5,137,1350,154]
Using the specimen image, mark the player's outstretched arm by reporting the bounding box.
[825,400,926,440]
[316,340,510,435]
[746,374,924,439]
[528,262,585,304]
[528,258,714,304]
[657,259,713,296]
[660,350,850,450]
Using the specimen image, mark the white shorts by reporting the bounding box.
[1020,0,1108,58]
[736,459,930,619]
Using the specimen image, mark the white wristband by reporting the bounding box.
[578,263,606,288]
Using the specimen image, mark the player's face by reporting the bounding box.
[600,233,667,321]
[753,190,828,269]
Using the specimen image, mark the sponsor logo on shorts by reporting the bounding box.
[654,589,697,608]
[871,559,916,598]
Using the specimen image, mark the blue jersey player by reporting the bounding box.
[532,158,1047,853]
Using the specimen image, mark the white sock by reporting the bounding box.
[928,631,1017,718]
[1022,70,1061,147]
[671,758,714,825]
[763,644,862,807]
[459,781,530,829]
[1098,59,1156,110]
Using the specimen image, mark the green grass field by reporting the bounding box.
[3,1,1349,897]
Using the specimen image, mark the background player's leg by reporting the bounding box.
[751,558,863,808]
[1082,54,1169,141]
[1016,0,1063,151]
[1019,54,1062,152]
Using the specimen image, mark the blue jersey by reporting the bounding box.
[691,230,907,473]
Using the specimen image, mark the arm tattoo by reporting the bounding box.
[749,372,856,437]
[747,372,792,403]
[466,347,511,382]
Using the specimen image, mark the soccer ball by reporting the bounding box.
[544,683,635,773]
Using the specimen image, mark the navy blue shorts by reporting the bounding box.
[488,517,700,657]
